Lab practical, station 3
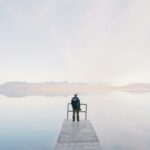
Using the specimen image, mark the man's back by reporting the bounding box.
[71,96,80,110]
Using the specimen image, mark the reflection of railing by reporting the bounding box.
[67,103,87,120]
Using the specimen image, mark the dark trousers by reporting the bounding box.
[73,109,80,121]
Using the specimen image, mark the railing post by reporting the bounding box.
[67,103,87,120]
[67,103,69,119]
[85,104,87,120]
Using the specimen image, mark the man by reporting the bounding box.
[71,93,81,122]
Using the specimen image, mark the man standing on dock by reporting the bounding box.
[71,93,81,122]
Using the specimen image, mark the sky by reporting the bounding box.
[0,0,150,84]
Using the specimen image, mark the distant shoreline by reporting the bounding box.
[0,81,150,97]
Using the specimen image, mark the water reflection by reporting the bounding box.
[0,92,150,150]
[0,96,67,150]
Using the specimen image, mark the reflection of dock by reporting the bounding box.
[55,119,101,150]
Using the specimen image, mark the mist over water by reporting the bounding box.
[0,92,150,150]
[1,1,150,149]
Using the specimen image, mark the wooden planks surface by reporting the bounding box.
[55,119,101,150]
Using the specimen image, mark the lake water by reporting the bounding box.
[0,92,150,150]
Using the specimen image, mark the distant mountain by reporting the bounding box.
[0,81,113,97]
[0,81,150,97]
[120,83,150,90]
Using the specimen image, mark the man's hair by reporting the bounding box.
[74,93,78,96]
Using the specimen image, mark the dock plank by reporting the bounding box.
[55,119,101,150]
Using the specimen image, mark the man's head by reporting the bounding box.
[74,93,78,97]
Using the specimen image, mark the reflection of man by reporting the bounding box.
[71,93,80,122]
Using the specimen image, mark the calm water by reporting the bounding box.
[0,92,150,150]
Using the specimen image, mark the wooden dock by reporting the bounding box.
[55,119,101,150]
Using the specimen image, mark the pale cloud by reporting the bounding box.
[0,0,150,83]
[2,0,58,32]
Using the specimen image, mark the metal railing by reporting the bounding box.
[67,103,87,120]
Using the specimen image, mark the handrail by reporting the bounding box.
[67,103,87,120]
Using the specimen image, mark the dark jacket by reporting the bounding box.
[71,96,80,110]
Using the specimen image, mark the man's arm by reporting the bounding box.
[71,98,74,107]
[78,98,81,109]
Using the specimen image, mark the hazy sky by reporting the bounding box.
[0,0,150,84]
